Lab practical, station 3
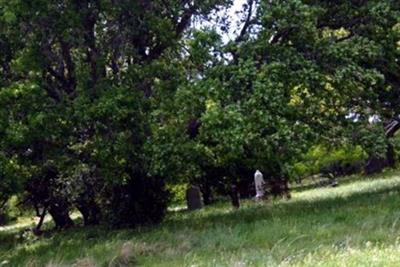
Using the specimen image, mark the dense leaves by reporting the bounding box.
[0,0,399,228]
[0,0,230,228]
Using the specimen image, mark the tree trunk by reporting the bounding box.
[364,118,400,174]
[364,156,386,175]
[200,183,214,206]
[48,201,74,229]
[364,142,396,175]
[384,118,400,167]
[33,206,47,235]
[76,199,101,226]
[386,143,396,168]
[229,184,240,209]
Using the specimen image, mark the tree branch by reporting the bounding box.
[235,0,256,43]
[59,39,77,94]
[147,2,196,62]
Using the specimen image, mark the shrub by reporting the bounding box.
[0,197,18,226]
[290,145,367,181]
[108,174,170,228]
[167,183,187,206]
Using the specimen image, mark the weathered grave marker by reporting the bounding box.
[186,185,203,211]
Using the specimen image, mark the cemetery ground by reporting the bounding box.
[2,172,400,266]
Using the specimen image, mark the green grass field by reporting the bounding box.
[2,171,400,266]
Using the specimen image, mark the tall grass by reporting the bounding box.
[2,172,400,266]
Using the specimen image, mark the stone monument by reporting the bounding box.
[186,185,203,210]
[254,170,265,200]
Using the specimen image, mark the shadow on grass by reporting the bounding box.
[291,169,398,193]
[164,179,400,231]
[2,174,400,265]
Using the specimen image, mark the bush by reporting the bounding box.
[290,145,367,181]
[167,183,187,206]
[320,160,364,177]
[0,203,16,226]
[108,174,170,228]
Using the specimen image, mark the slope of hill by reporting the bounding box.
[2,172,400,266]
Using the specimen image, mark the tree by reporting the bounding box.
[0,0,230,229]
[149,0,400,204]
[1,0,398,220]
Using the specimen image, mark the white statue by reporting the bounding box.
[254,170,265,200]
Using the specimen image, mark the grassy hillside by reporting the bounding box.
[2,172,400,266]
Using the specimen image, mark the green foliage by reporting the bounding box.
[290,145,367,179]
[0,196,20,226]
[0,0,231,228]
[108,175,170,228]
[167,183,188,206]
[355,124,389,159]
[0,0,399,229]
[147,0,400,190]
[391,134,400,162]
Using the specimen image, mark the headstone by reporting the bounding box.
[254,170,265,200]
[186,185,203,211]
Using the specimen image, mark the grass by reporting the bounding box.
[2,171,400,266]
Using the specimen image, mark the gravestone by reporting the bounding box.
[254,170,265,200]
[186,185,203,211]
